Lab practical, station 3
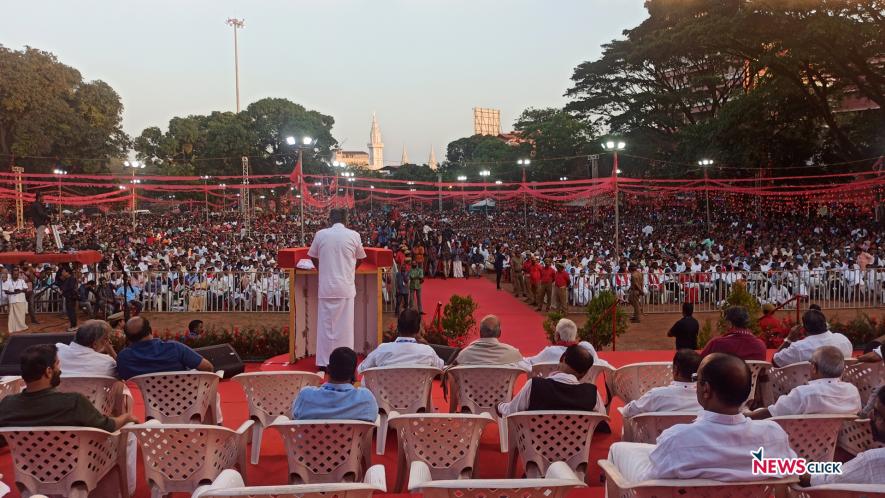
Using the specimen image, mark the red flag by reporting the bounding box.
[289,154,302,184]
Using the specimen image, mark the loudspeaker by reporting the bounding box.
[194,344,244,379]
[429,344,461,366]
[0,332,75,376]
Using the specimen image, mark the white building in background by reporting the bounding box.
[332,150,369,167]
[428,146,438,170]
[401,145,410,165]
[473,107,501,136]
[368,113,384,170]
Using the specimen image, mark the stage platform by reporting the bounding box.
[0,250,103,265]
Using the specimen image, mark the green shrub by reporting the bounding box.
[698,319,714,349]
[716,281,762,336]
[829,312,878,349]
[109,324,289,361]
[578,290,629,350]
[426,294,477,348]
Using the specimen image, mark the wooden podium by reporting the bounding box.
[277,247,394,363]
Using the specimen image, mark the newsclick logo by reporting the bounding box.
[750,447,842,476]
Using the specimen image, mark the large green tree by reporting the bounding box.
[0,46,128,172]
[566,0,884,172]
[442,135,525,180]
[134,98,338,178]
[513,107,596,179]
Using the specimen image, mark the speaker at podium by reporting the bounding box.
[277,247,393,363]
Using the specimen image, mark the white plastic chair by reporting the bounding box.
[530,363,559,379]
[837,417,884,456]
[771,414,857,463]
[0,426,128,498]
[232,371,324,464]
[0,377,24,403]
[841,361,884,406]
[387,412,493,492]
[191,465,387,498]
[763,362,812,407]
[361,365,443,455]
[446,365,525,452]
[58,375,128,416]
[598,459,797,498]
[123,421,253,498]
[621,411,698,444]
[0,475,8,498]
[744,360,772,409]
[786,483,885,497]
[408,460,585,498]
[505,410,609,482]
[610,362,673,404]
[270,416,376,484]
[129,371,222,424]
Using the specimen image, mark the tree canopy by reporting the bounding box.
[133,98,339,178]
[0,45,129,173]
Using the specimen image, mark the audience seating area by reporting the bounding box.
[0,351,882,498]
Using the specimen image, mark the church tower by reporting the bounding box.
[368,113,384,170]
[401,145,410,165]
[428,145,439,170]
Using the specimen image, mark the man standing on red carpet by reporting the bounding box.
[309,209,367,370]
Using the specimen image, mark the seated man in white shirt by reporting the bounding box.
[803,386,885,486]
[525,318,611,368]
[772,309,853,367]
[453,315,531,372]
[620,349,702,439]
[57,319,131,416]
[750,345,861,419]
[357,309,444,374]
[608,353,795,482]
[497,345,604,416]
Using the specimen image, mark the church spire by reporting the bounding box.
[401,145,410,165]
[428,145,438,170]
[368,113,384,170]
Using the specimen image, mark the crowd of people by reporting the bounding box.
[2,199,884,332]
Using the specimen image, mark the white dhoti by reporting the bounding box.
[316,297,355,367]
[8,302,28,332]
[608,442,655,483]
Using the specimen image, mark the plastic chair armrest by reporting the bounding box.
[363,464,387,491]
[407,461,433,491]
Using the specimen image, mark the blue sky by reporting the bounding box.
[3,0,647,165]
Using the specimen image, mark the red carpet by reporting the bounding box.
[0,278,684,497]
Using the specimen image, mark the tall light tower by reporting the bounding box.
[226,17,250,233]
[698,159,714,230]
[602,140,626,258]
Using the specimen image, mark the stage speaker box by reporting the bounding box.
[0,332,75,376]
[429,344,461,366]
[194,344,244,379]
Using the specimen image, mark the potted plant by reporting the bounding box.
[578,290,629,350]
[423,294,477,361]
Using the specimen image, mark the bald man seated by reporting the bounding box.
[747,346,861,419]
[608,353,796,482]
[453,315,530,371]
[116,316,213,380]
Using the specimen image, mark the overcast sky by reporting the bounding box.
[4,0,647,165]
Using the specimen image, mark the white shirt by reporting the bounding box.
[56,342,118,377]
[357,337,444,373]
[621,381,702,419]
[772,331,854,366]
[308,223,367,299]
[811,447,885,486]
[767,378,861,417]
[2,277,28,304]
[524,341,611,368]
[649,410,796,481]
[497,372,605,417]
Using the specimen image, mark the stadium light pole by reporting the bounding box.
[287,135,313,245]
[602,140,626,258]
[457,175,467,210]
[518,159,531,226]
[124,160,145,228]
[698,159,714,231]
[479,170,490,215]
[200,175,210,223]
[52,168,68,217]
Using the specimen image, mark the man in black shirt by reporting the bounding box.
[668,302,700,349]
[27,192,51,253]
